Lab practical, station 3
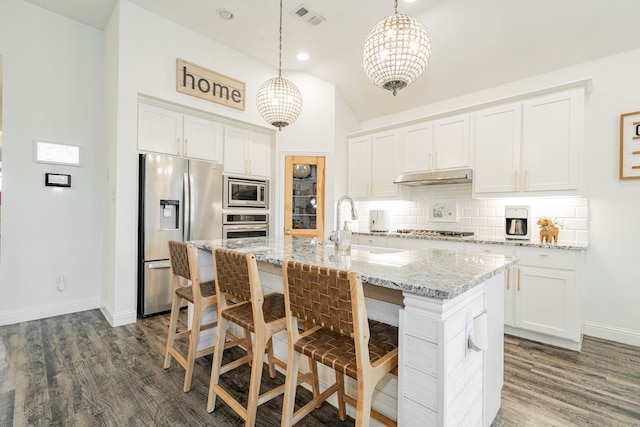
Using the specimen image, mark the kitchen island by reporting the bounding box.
[191,236,519,426]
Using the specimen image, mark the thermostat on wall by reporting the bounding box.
[45,173,71,187]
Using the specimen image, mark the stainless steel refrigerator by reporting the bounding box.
[137,153,223,317]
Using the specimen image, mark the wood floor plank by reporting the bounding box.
[2,310,640,426]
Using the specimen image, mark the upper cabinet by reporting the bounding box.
[401,122,433,173]
[473,88,584,196]
[223,125,272,178]
[348,130,405,199]
[472,103,522,193]
[400,114,470,173]
[137,103,223,162]
[432,113,470,170]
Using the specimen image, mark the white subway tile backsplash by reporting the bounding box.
[478,207,496,217]
[353,189,589,243]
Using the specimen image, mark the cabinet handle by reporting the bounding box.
[484,249,491,253]
[184,138,188,156]
[517,268,521,291]
[513,171,518,191]
[539,253,548,257]
[177,137,181,155]
[506,268,510,290]
[249,159,253,174]
[285,228,291,235]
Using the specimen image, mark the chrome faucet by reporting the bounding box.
[332,195,358,245]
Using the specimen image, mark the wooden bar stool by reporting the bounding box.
[164,240,218,392]
[207,249,317,427]
[281,260,399,427]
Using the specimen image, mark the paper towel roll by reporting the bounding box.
[468,312,488,352]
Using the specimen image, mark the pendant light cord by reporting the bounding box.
[278,0,283,78]
[394,0,398,14]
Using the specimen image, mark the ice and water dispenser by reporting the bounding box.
[160,200,180,230]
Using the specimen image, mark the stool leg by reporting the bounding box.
[164,294,181,369]
[207,315,229,413]
[281,349,302,427]
[266,338,276,378]
[355,378,374,427]
[246,332,267,427]
[308,357,320,400]
[336,372,346,421]
[183,305,202,392]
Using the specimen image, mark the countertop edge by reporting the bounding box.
[353,231,588,251]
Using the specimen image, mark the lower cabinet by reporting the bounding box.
[464,243,583,350]
[356,235,584,350]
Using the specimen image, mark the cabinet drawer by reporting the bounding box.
[516,247,576,269]
[357,235,388,247]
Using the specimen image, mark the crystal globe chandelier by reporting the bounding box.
[362,0,431,95]
[256,0,303,131]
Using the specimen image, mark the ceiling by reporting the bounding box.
[23,0,640,122]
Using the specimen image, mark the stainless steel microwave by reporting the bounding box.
[223,176,269,209]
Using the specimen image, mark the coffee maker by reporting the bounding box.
[505,206,530,240]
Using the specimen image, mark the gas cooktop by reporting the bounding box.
[395,229,475,238]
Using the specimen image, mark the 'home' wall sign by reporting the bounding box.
[176,58,245,111]
[620,111,640,180]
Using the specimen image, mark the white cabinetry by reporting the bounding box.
[348,131,405,199]
[464,242,583,350]
[512,247,579,342]
[472,103,522,193]
[223,125,271,177]
[401,122,433,173]
[137,103,223,162]
[400,114,470,174]
[473,88,584,195]
[433,113,470,170]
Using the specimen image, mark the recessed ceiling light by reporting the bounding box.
[296,52,310,61]
[216,9,233,20]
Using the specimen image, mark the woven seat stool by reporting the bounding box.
[280,260,399,427]
[207,249,318,427]
[163,240,218,392]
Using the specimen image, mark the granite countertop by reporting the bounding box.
[354,231,589,251]
[191,236,519,300]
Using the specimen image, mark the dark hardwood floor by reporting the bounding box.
[1,309,639,426]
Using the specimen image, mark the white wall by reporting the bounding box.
[359,49,640,346]
[0,0,104,324]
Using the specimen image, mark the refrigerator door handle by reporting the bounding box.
[188,172,196,241]
[148,261,171,269]
[183,172,191,241]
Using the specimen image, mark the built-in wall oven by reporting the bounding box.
[224,176,269,209]
[222,213,269,239]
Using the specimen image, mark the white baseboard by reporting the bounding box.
[0,297,100,326]
[99,303,137,327]
[583,321,640,347]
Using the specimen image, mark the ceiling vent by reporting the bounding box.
[292,5,325,26]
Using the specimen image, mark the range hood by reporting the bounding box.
[394,168,473,186]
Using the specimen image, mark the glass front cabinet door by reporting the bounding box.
[284,156,325,238]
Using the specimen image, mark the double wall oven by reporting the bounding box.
[223,175,270,239]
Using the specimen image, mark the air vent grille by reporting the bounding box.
[292,5,325,26]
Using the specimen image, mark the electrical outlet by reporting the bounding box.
[56,273,66,291]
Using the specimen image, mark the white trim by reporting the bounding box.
[0,297,99,326]
[99,303,137,327]
[505,326,582,351]
[583,321,640,348]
